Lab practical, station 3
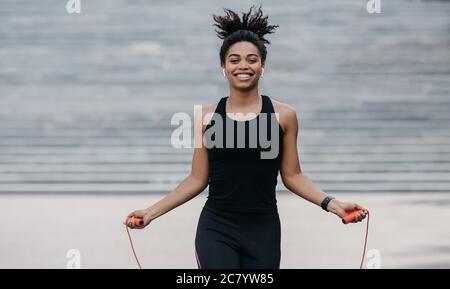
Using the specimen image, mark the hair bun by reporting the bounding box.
[213,6,278,44]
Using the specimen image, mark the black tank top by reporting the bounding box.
[204,94,284,214]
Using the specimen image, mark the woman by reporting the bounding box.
[126,6,368,269]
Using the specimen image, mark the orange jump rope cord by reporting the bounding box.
[359,211,370,269]
[125,224,143,269]
[125,211,370,270]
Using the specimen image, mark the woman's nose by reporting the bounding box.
[239,63,249,69]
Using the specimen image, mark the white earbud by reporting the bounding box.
[222,69,226,77]
[261,68,265,78]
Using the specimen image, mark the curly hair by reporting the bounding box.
[213,5,279,65]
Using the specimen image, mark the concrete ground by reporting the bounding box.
[1,192,449,269]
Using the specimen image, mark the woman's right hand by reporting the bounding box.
[124,208,153,229]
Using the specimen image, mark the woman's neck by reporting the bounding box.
[228,86,261,109]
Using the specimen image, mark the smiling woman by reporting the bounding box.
[214,6,277,92]
[125,5,367,270]
[223,42,261,89]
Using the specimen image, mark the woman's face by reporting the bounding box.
[222,41,264,90]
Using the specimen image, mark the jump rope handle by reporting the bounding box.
[125,216,144,228]
[342,209,365,224]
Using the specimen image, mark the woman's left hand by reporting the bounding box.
[327,200,368,223]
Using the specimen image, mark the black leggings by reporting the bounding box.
[195,205,281,269]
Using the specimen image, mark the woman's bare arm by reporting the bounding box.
[126,104,215,228]
[277,104,328,205]
[275,102,367,221]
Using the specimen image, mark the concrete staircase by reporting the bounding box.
[1,0,449,194]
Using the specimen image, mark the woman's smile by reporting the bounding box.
[234,72,254,81]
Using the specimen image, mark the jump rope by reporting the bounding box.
[124,209,370,269]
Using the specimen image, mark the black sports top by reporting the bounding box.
[204,94,284,214]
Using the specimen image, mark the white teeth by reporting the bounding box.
[236,74,252,80]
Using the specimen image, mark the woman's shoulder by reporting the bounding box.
[269,97,298,132]
[203,101,220,116]
[194,100,221,132]
[270,97,295,115]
